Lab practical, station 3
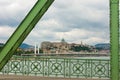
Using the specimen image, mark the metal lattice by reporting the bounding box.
[0,56,110,79]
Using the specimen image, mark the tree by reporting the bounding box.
[70,45,91,52]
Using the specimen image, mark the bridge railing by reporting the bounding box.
[0,56,110,79]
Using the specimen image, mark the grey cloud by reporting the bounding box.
[0,0,110,45]
[45,0,109,32]
[0,0,37,27]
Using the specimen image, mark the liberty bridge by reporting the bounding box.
[0,0,119,80]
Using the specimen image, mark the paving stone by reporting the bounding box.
[0,75,110,80]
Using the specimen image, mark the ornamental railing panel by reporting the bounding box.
[0,56,110,79]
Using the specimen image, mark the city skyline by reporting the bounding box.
[0,0,109,45]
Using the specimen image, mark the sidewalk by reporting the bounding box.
[0,75,109,80]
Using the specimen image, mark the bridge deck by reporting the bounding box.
[0,75,109,80]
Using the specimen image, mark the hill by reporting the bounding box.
[95,43,110,50]
[19,43,34,49]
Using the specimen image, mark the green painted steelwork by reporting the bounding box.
[110,0,119,80]
[0,0,119,80]
[0,56,110,79]
[0,0,54,71]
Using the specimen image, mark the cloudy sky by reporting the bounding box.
[0,0,109,45]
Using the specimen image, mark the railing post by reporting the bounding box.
[110,0,119,80]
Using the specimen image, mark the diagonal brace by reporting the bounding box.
[0,0,54,70]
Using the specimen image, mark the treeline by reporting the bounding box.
[0,46,43,56]
[14,49,43,56]
[70,45,93,52]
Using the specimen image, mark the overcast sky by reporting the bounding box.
[0,0,109,45]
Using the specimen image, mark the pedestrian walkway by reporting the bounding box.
[0,75,109,80]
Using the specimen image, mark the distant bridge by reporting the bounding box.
[21,53,109,57]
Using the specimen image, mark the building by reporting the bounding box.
[41,39,94,54]
[41,39,70,54]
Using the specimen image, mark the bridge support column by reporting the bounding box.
[110,0,119,80]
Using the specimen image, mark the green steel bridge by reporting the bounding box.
[0,0,119,80]
[0,56,110,79]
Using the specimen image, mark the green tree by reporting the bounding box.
[70,45,91,52]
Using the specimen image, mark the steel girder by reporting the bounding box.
[0,0,119,80]
[110,0,119,80]
[0,0,54,70]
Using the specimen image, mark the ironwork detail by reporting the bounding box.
[0,56,110,79]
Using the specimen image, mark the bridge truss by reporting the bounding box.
[0,0,119,80]
[110,0,119,80]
